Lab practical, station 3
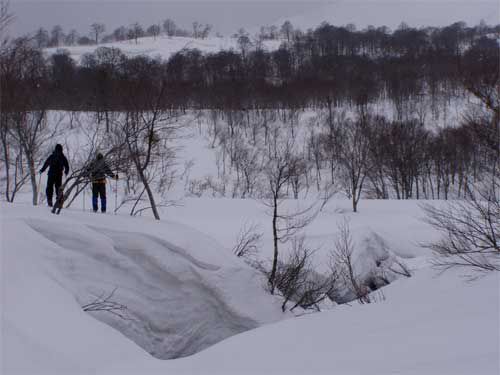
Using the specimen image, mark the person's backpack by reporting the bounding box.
[49,153,64,173]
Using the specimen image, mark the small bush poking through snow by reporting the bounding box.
[82,288,133,321]
[232,221,263,259]
[265,236,338,312]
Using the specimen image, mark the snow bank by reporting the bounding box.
[1,203,285,366]
[2,201,498,374]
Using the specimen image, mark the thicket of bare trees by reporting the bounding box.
[2,21,497,216]
[1,10,498,284]
[421,50,499,276]
[0,37,59,205]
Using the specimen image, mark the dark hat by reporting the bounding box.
[55,144,63,153]
[97,153,103,160]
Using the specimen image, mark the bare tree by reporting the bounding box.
[192,21,200,38]
[334,113,373,212]
[280,20,293,42]
[162,18,176,38]
[90,23,105,45]
[112,26,127,42]
[10,111,52,205]
[34,27,49,48]
[50,25,64,47]
[263,127,318,293]
[200,24,212,39]
[65,29,79,46]
[235,28,252,58]
[128,23,144,44]
[0,38,58,205]
[147,24,161,40]
[115,76,183,220]
[0,112,29,202]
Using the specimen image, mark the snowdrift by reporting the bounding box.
[2,201,498,375]
[1,203,285,365]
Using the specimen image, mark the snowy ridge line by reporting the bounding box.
[44,35,281,64]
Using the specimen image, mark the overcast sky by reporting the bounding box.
[8,1,325,37]
[7,0,500,38]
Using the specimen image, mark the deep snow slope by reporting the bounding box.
[100,268,499,375]
[2,201,498,374]
[2,200,499,375]
[1,202,285,366]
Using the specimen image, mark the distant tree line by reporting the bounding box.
[15,21,497,113]
[32,18,212,48]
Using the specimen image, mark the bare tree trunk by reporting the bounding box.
[269,194,279,294]
[1,134,10,201]
[137,166,160,220]
[28,156,38,205]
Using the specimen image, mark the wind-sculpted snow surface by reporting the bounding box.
[3,203,498,375]
[24,218,273,359]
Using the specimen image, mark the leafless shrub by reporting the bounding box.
[187,176,227,197]
[331,217,371,304]
[272,236,338,312]
[232,222,262,258]
[82,288,132,321]
[422,178,500,276]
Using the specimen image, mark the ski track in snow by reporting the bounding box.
[26,219,258,359]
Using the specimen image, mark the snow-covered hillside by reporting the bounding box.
[45,35,281,63]
[2,202,498,374]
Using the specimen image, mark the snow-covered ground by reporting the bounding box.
[45,35,281,63]
[2,198,499,374]
[1,202,286,361]
[2,108,499,374]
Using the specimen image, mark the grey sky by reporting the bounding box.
[7,0,500,38]
[9,1,325,37]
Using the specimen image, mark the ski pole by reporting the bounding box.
[114,175,118,215]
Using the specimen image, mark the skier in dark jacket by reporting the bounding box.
[87,153,118,213]
[39,144,69,207]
